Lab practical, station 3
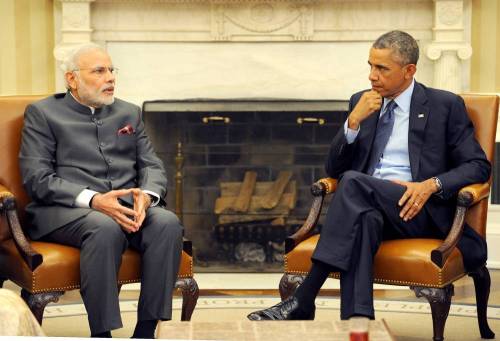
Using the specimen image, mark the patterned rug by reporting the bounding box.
[39,296,500,340]
[44,296,500,320]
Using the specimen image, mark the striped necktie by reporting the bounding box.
[366,100,398,176]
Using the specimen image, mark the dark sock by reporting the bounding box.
[91,331,111,338]
[132,319,157,339]
[294,260,337,311]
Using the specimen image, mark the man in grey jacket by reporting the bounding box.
[19,44,183,338]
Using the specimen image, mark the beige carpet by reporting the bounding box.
[40,296,500,340]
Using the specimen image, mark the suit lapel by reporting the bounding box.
[408,82,430,180]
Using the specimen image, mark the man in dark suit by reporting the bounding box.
[19,44,183,338]
[248,30,490,321]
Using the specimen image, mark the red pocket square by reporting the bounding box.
[118,124,135,135]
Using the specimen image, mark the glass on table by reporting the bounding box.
[349,316,369,341]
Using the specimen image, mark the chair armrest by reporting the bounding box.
[0,186,43,271]
[431,182,489,268]
[458,182,490,205]
[285,178,338,253]
[315,178,338,195]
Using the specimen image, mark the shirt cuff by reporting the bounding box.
[344,119,360,144]
[143,190,160,207]
[75,189,99,208]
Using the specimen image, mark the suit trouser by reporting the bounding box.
[312,170,444,320]
[42,207,183,334]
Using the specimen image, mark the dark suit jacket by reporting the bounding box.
[325,81,491,269]
[19,92,167,240]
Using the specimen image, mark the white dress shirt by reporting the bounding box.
[344,80,414,182]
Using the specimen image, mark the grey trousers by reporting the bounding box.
[42,207,183,334]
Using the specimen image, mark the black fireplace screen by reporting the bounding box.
[143,99,348,272]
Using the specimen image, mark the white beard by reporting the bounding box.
[77,79,114,108]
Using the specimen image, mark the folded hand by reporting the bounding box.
[91,189,140,233]
[392,179,437,222]
[132,188,151,228]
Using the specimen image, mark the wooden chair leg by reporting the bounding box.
[412,285,453,341]
[21,289,64,325]
[175,277,199,321]
[279,273,305,301]
[469,265,495,339]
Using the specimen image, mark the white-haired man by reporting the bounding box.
[19,44,183,338]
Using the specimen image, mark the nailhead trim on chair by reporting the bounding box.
[284,269,466,288]
[31,275,80,293]
[28,258,194,293]
[31,272,82,293]
[284,253,465,287]
[318,179,332,193]
[177,274,192,279]
[29,275,194,293]
[117,279,141,285]
[284,247,466,288]
[0,191,14,199]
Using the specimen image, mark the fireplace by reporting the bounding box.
[51,0,500,270]
[143,99,348,272]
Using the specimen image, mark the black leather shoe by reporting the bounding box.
[247,296,315,321]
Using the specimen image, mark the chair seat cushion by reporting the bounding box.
[0,239,193,293]
[285,235,465,287]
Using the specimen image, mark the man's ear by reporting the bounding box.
[404,64,417,79]
[65,71,78,91]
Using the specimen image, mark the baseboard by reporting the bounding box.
[487,228,500,269]
[487,204,500,270]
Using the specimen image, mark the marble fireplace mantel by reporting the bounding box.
[53,0,473,103]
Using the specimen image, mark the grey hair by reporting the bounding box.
[372,30,419,65]
[60,43,107,89]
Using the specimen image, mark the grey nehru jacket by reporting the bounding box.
[19,92,167,240]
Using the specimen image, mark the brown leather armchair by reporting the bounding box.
[0,95,199,325]
[280,94,499,341]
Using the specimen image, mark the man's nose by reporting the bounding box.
[106,71,115,82]
[369,68,378,81]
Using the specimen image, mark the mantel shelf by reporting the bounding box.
[143,99,349,112]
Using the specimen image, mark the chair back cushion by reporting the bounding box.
[0,96,45,240]
[461,95,499,237]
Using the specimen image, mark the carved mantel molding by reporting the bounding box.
[426,0,471,93]
[53,0,471,94]
[211,2,314,41]
[54,0,95,65]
